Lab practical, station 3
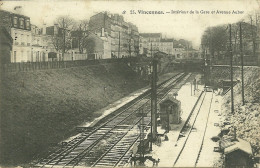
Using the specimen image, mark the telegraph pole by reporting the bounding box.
[204,45,207,87]
[118,31,121,58]
[150,59,157,149]
[229,24,234,114]
[240,22,245,106]
[150,42,157,151]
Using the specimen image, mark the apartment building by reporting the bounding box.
[139,33,162,57]
[0,10,33,63]
[160,38,174,55]
[89,12,139,58]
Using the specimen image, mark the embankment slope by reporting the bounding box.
[0,63,147,165]
[222,66,260,154]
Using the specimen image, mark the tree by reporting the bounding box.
[247,12,259,57]
[52,16,76,58]
[72,19,89,54]
[51,35,63,52]
[201,25,229,63]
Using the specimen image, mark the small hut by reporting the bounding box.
[159,96,181,132]
[223,138,253,168]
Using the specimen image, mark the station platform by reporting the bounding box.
[145,83,204,167]
[144,85,222,167]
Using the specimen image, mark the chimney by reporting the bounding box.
[13,6,23,15]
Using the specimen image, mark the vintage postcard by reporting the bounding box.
[0,0,259,167]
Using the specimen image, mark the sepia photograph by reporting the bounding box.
[0,0,259,167]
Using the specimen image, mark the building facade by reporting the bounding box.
[139,33,162,57]
[159,38,174,55]
[0,10,33,63]
[85,32,111,60]
[89,12,139,58]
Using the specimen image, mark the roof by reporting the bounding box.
[160,96,181,106]
[139,33,161,38]
[0,9,30,19]
[224,138,253,155]
[161,38,174,42]
[220,137,236,149]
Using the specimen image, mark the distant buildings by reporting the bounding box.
[139,33,200,59]
[160,38,174,55]
[89,12,139,58]
[139,33,162,56]
[0,9,199,63]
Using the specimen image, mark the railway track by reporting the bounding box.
[34,72,189,168]
[173,90,213,167]
[91,73,191,168]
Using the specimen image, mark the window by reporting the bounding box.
[27,35,30,45]
[21,34,24,45]
[26,19,30,29]
[13,17,18,27]
[19,18,24,29]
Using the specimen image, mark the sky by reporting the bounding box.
[1,0,259,49]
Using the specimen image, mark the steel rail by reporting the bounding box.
[35,72,185,167]
[173,91,214,167]
[67,73,186,167]
[94,73,188,168]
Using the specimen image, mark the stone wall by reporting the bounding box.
[206,65,241,87]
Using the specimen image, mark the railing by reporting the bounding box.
[2,57,138,72]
